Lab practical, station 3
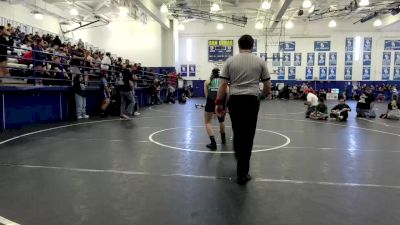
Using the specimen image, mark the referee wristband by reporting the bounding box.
[215,99,223,105]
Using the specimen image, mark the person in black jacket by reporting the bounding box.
[73,75,89,119]
[330,97,351,121]
[0,26,12,76]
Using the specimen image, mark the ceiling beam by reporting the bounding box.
[268,0,293,31]
[135,0,170,29]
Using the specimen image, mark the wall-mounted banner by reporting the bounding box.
[314,41,331,51]
[382,52,391,66]
[319,67,327,80]
[252,39,257,53]
[344,67,352,80]
[306,67,314,80]
[208,40,234,62]
[307,53,315,66]
[362,67,371,80]
[395,52,400,66]
[384,40,400,51]
[260,53,267,61]
[364,37,372,51]
[288,67,296,80]
[345,38,354,52]
[283,53,291,66]
[329,52,337,66]
[273,53,280,66]
[279,41,296,51]
[189,64,196,76]
[277,67,285,80]
[318,52,326,66]
[382,67,390,80]
[180,65,187,76]
[345,52,353,66]
[328,67,336,80]
[294,53,302,66]
[394,67,400,80]
[363,52,371,66]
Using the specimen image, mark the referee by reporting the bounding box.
[215,35,271,184]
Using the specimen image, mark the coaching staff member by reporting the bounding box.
[215,34,271,184]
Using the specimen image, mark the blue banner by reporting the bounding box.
[189,64,196,77]
[344,67,352,80]
[279,41,296,51]
[383,52,391,66]
[345,52,353,66]
[395,52,400,66]
[277,67,285,80]
[395,67,400,80]
[306,67,314,80]
[180,65,187,77]
[329,52,337,66]
[208,40,234,62]
[318,53,326,66]
[382,67,390,80]
[328,67,336,80]
[283,53,291,66]
[314,41,331,51]
[307,53,315,66]
[364,37,372,51]
[260,53,267,61]
[288,67,296,80]
[294,53,301,66]
[319,67,327,80]
[252,39,257,53]
[385,40,400,51]
[363,52,371,66]
[362,67,371,80]
[273,53,280,66]
[345,38,353,52]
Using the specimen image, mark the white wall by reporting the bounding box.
[178,20,400,81]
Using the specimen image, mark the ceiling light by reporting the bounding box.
[34,12,43,20]
[285,20,294,29]
[328,19,337,28]
[160,3,168,13]
[70,8,79,16]
[178,23,185,31]
[308,5,315,13]
[66,0,73,5]
[217,23,224,30]
[255,21,263,29]
[373,19,382,27]
[119,6,129,16]
[302,0,312,9]
[211,3,221,12]
[261,1,271,10]
[359,0,369,7]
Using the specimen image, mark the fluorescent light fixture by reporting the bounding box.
[160,3,168,13]
[178,23,185,31]
[302,0,312,9]
[261,0,271,10]
[66,0,73,5]
[285,20,294,29]
[308,5,315,13]
[359,0,369,6]
[373,19,382,27]
[355,36,361,61]
[186,39,192,62]
[119,6,129,16]
[70,8,79,16]
[211,3,221,12]
[34,12,43,20]
[217,23,224,30]
[328,19,337,28]
[255,21,263,29]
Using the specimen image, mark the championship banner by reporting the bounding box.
[208,40,234,62]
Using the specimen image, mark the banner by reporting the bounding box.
[345,52,353,66]
[394,67,400,80]
[345,38,354,52]
[364,37,372,51]
[384,40,400,51]
[362,67,371,80]
[395,52,400,66]
[344,67,352,80]
[273,53,280,66]
[382,67,390,80]
[383,52,391,66]
[189,64,196,77]
[307,53,315,66]
[288,67,296,80]
[277,67,285,80]
[306,67,314,80]
[329,52,337,66]
[260,53,267,61]
[318,52,326,66]
[363,52,371,66]
[283,53,291,66]
[180,65,187,76]
[328,67,336,80]
[208,40,234,62]
[294,53,301,66]
[279,41,296,51]
[314,41,331,51]
[319,67,327,80]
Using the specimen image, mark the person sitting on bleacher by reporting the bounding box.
[356,87,376,118]
[380,95,400,120]
[330,96,351,121]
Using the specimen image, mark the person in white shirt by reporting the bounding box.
[101,52,111,71]
[304,92,319,118]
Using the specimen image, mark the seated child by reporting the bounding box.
[356,87,376,118]
[310,97,328,120]
[380,95,400,120]
[330,96,351,121]
[179,93,187,104]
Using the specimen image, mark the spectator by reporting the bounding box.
[101,52,111,73]
[77,38,84,49]
[151,79,162,105]
[330,97,351,121]
[50,55,69,86]
[53,35,62,47]
[120,64,135,119]
[380,95,400,120]
[99,72,111,118]
[0,26,12,76]
[310,97,328,120]
[356,87,376,118]
[304,92,319,118]
[73,74,89,119]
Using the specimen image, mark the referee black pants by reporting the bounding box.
[228,95,260,178]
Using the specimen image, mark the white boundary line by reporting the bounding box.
[0,216,20,225]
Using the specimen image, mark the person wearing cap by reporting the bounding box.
[204,68,228,150]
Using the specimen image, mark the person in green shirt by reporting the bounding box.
[310,97,328,120]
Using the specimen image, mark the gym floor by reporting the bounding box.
[1,98,400,225]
